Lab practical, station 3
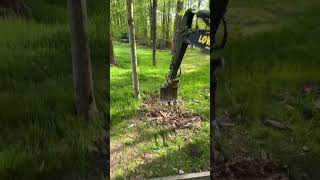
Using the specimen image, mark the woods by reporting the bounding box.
[112,0,208,97]
[111,0,208,47]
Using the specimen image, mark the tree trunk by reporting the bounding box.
[166,0,171,40]
[126,0,140,99]
[151,0,157,66]
[196,0,202,28]
[110,31,117,66]
[67,0,97,120]
[144,8,149,45]
[162,0,166,39]
[148,0,152,46]
[172,0,183,54]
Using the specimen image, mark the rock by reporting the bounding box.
[178,169,185,175]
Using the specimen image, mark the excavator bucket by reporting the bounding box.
[160,79,179,102]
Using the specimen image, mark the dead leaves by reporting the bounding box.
[212,157,288,180]
[141,95,202,130]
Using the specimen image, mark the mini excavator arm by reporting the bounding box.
[160,8,228,102]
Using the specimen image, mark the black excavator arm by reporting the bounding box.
[160,6,228,102]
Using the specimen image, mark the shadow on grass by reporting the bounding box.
[124,137,210,179]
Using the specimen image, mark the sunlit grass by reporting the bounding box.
[110,42,210,178]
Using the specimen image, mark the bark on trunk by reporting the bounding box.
[172,0,183,54]
[162,0,166,39]
[165,0,171,40]
[126,0,140,99]
[151,0,157,66]
[110,31,117,66]
[196,0,202,28]
[67,0,97,120]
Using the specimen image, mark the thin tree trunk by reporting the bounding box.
[67,0,97,120]
[172,0,183,54]
[151,0,157,66]
[166,0,171,40]
[196,0,202,28]
[110,31,117,65]
[126,0,140,99]
[144,8,149,45]
[149,0,152,46]
[162,0,166,39]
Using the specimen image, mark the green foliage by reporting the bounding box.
[110,0,208,42]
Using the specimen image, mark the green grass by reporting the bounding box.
[111,0,320,179]
[0,1,107,179]
[217,0,320,179]
[110,43,210,179]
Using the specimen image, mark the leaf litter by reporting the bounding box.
[139,94,202,130]
[107,94,290,179]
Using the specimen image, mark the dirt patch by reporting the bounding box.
[212,157,288,180]
[140,94,202,130]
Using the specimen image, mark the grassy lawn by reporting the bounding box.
[110,43,210,179]
[111,0,320,179]
[217,0,320,179]
[0,1,107,179]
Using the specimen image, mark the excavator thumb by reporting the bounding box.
[160,79,179,103]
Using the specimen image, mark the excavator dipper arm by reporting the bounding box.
[160,7,227,103]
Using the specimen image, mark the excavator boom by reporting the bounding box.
[160,6,227,103]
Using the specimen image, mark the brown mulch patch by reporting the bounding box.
[139,95,202,130]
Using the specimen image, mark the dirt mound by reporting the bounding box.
[140,95,202,130]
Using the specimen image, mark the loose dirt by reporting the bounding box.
[140,95,202,130]
[109,95,289,179]
[212,157,289,180]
